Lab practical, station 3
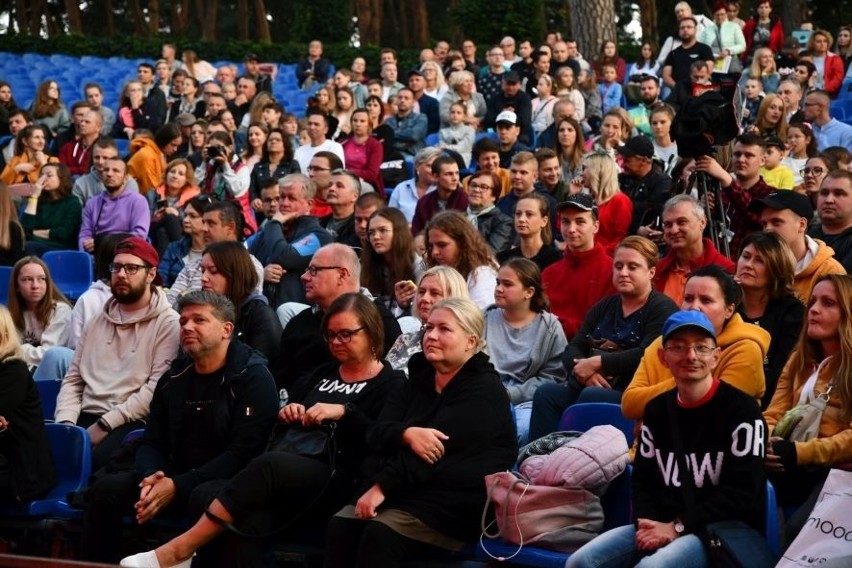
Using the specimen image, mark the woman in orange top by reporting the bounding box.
[0,125,58,186]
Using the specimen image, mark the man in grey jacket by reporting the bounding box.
[72,137,139,206]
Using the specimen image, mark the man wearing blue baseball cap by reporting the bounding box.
[567,310,767,567]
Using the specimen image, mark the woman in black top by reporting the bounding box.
[528,236,678,440]
[325,298,517,566]
[199,241,282,367]
[249,127,299,215]
[497,194,562,271]
[121,293,405,568]
[735,231,804,407]
[0,305,56,504]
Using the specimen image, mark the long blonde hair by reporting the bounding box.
[0,305,24,362]
[584,152,621,204]
[0,183,24,251]
[788,274,852,421]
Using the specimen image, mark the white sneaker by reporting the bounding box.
[120,550,193,568]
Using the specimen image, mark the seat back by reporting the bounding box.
[42,250,95,301]
[558,402,635,445]
[0,266,12,305]
[36,379,62,421]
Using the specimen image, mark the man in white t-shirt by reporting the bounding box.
[293,111,345,173]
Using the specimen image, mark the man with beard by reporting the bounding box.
[78,157,150,252]
[628,75,663,138]
[72,138,140,205]
[81,290,277,564]
[54,237,180,470]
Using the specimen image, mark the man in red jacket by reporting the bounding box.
[542,194,615,340]
[654,194,735,305]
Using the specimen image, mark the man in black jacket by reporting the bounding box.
[80,291,278,563]
[249,173,333,308]
[617,136,673,235]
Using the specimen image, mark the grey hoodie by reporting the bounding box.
[54,287,180,429]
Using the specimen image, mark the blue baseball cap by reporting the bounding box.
[662,311,716,343]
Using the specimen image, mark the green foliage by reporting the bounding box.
[451,0,546,45]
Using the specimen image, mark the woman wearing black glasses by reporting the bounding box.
[121,293,404,568]
[800,153,838,212]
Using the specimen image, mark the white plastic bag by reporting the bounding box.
[777,468,852,567]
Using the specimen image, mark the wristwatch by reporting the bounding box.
[97,417,113,432]
[673,518,685,537]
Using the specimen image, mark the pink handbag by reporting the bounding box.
[480,471,604,558]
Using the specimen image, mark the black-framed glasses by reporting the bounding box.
[306,165,331,173]
[468,182,494,192]
[303,265,342,277]
[323,327,365,344]
[664,344,716,356]
[109,262,149,276]
[800,167,825,177]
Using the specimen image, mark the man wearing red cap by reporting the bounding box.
[55,236,180,470]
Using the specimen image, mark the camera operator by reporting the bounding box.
[693,133,775,258]
[616,136,673,237]
[195,131,257,236]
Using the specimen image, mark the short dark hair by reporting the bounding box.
[735,133,766,148]
[155,123,182,149]
[138,62,155,73]
[688,264,741,307]
[431,154,458,175]
[472,137,500,160]
[177,290,237,326]
[356,192,385,210]
[205,200,243,237]
[83,82,103,94]
[321,292,385,359]
[312,150,344,170]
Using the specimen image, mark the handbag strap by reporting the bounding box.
[480,472,530,562]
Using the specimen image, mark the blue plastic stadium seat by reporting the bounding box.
[36,379,62,421]
[558,402,636,445]
[42,250,94,301]
[425,133,440,147]
[0,265,13,305]
[0,423,91,518]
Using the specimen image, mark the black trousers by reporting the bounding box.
[80,469,225,563]
[324,516,455,568]
[77,411,146,471]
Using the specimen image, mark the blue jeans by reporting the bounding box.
[32,346,74,381]
[528,379,623,441]
[565,525,709,568]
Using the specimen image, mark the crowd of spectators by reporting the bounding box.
[0,2,851,566]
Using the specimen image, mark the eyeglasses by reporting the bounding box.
[800,167,825,176]
[307,165,331,172]
[303,265,342,277]
[261,197,277,204]
[109,262,149,275]
[468,182,494,192]
[664,344,716,356]
[323,327,365,344]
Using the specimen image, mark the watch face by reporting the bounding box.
[675,521,685,534]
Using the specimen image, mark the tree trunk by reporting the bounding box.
[567,0,616,62]
[28,0,43,35]
[637,0,658,48]
[194,0,217,41]
[404,0,429,49]
[104,0,116,36]
[354,0,383,45]
[252,0,272,44]
[148,0,160,35]
[171,0,191,35]
[64,0,83,34]
[236,0,248,40]
[129,0,147,36]
[780,0,807,40]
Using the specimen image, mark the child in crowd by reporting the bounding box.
[261,102,284,130]
[597,63,623,114]
[281,113,300,150]
[439,101,475,167]
[783,122,818,189]
[221,82,237,102]
[741,77,765,129]
[760,136,794,190]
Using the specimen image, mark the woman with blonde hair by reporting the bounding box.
[804,29,845,96]
[386,265,470,373]
[8,256,72,369]
[554,66,586,123]
[424,210,499,309]
[439,70,487,128]
[764,274,852,541]
[749,93,787,140]
[420,60,449,100]
[0,304,56,504]
[738,47,780,94]
[582,152,633,255]
[0,182,25,266]
[530,74,558,136]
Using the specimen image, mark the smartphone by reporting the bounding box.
[156,199,168,209]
